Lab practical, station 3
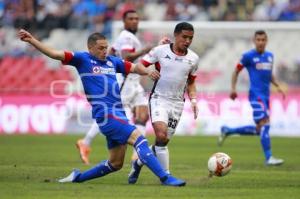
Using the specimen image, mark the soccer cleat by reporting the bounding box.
[58,169,81,183]
[218,126,229,146]
[161,175,186,187]
[128,160,143,184]
[76,139,91,165]
[266,156,284,166]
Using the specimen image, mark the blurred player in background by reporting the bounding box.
[128,22,200,184]
[18,29,186,186]
[76,10,152,165]
[218,30,286,166]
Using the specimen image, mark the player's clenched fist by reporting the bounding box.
[148,70,160,81]
[229,91,237,100]
[18,29,34,42]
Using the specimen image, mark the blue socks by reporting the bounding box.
[223,125,257,136]
[73,136,168,183]
[223,124,272,160]
[134,136,168,180]
[74,160,117,182]
[260,124,272,160]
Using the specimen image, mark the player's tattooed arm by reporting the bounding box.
[18,29,65,61]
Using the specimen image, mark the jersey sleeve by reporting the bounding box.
[141,47,159,67]
[188,57,200,81]
[114,57,132,75]
[236,53,249,71]
[119,36,135,52]
[62,51,84,67]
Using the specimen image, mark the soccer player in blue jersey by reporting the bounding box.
[18,29,186,186]
[218,30,286,166]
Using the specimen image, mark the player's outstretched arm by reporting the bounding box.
[130,63,160,81]
[230,68,241,100]
[187,79,198,119]
[18,29,65,61]
[271,74,286,99]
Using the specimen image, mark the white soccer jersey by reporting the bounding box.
[112,30,142,58]
[142,44,200,100]
[112,29,141,82]
[112,29,147,107]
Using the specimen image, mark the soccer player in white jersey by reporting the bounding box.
[128,22,200,184]
[76,10,152,164]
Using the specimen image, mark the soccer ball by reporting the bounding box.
[208,152,232,177]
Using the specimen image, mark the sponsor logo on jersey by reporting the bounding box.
[268,56,273,62]
[93,66,101,74]
[182,59,193,65]
[90,60,97,64]
[92,66,116,75]
[175,57,183,62]
[256,62,272,70]
[253,57,260,62]
[100,67,116,75]
[164,54,171,59]
[106,61,113,67]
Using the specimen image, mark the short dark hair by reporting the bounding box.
[122,9,137,20]
[174,22,194,34]
[87,33,106,46]
[254,30,267,37]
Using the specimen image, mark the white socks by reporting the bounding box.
[136,145,170,174]
[83,121,99,146]
[153,145,170,174]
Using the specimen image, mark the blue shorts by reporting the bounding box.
[96,111,136,149]
[249,95,270,124]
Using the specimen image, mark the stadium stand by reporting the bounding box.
[0,55,73,94]
[1,0,300,95]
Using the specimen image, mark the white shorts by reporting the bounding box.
[120,77,148,117]
[149,95,184,138]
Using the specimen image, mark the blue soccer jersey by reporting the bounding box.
[237,49,273,98]
[62,51,132,118]
[237,49,274,123]
[63,51,137,148]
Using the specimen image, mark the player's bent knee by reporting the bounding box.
[110,161,123,170]
[257,117,270,132]
[155,131,169,144]
[135,118,148,126]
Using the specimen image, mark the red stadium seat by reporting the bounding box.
[0,56,74,94]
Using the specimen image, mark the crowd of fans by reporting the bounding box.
[0,0,300,39]
[0,0,300,87]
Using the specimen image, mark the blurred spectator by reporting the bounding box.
[164,0,177,20]
[253,0,286,21]
[0,0,299,45]
[102,0,118,39]
[0,0,4,22]
[175,0,199,21]
[37,0,72,31]
[278,0,300,21]
[115,0,136,19]
[14,0,36,30]
[69,0,106,33]
[143,0,166,21]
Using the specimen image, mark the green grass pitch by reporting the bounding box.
[0,135,299,199]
